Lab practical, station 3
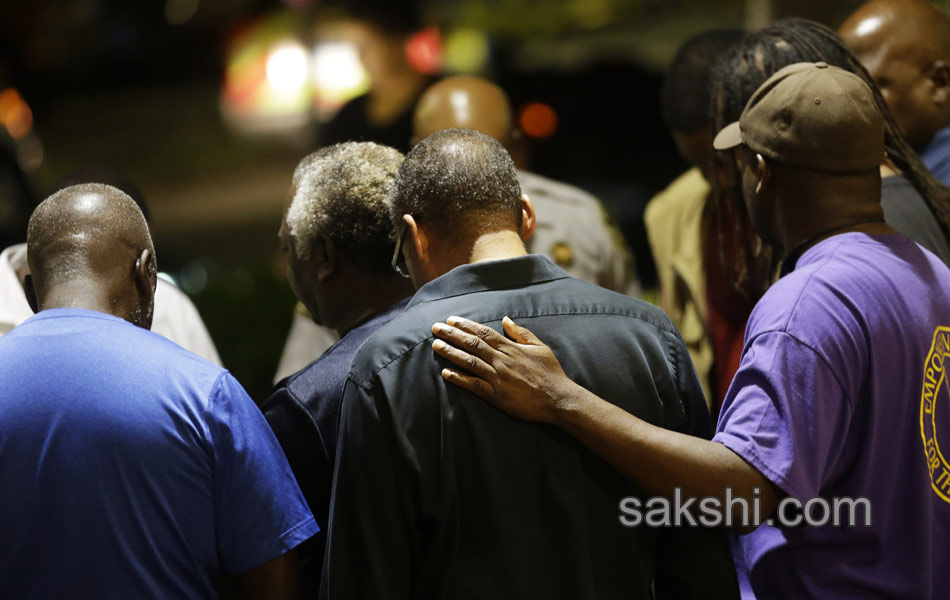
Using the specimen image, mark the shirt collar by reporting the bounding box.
[345,296,411,336]
[407,255,570,309]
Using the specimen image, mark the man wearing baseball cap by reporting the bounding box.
[429,62,950,598]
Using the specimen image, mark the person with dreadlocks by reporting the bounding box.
[646,29,746,416]
[427,27,950,600]
[710,18,950,270]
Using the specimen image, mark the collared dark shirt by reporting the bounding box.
[321,255,737,600]
[261,297,409,596]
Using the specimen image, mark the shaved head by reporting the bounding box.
[840,0,950,149]
[27,183,156,328]
[412,76,514,147]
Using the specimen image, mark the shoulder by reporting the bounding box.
[517,170,602,215]
[347,276,678,386]
[644,168,709,229]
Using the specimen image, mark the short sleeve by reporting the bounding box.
[713,331,853,500]
[209,373,319,573]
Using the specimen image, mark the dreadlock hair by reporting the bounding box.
[709,18,950,296]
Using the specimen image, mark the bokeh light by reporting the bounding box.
[0,88,33,140]
[406,27,443,75]
[443,28,491,74]
[311,41,369,110]
[164,0,199,26]
[519,102,558,138]
[266,41,309,92]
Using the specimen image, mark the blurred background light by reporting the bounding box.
[405,27,443,75]
[221,15,313,134]
[165,0,199,26]
[443,28,491,74]
[311,40,369,113]
[266,41,309,92]
[0,88,33,140]
[519,101,558,139]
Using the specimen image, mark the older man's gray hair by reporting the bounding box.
[286,142,404,272]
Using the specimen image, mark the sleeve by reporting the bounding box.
[261,386,330,519]
[320,376,418,600]
[209,373,319,573]
[712,331,854,500]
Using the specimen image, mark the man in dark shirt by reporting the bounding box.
[262,142,414,596]
[321,128,737,599]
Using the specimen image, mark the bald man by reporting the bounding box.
[413,75,641,296]
[0,184,317,599]
[840,0,950,183]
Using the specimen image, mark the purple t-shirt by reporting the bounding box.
[713,233,950,598]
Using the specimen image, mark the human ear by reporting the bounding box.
[134,248,155,298]
[404,214,429,264]
[313,233,335,282]
[929,60,950,105]
[520,194,536,241]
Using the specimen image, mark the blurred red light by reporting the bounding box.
[405,27,443,75]
[519,102,558,139]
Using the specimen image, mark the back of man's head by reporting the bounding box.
[286,142,404,274]
[392,128,522,242]
[27,183,155,325]
[661,29,745,134]
[412,76,514,146]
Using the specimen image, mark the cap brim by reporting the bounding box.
[713,121,743,150]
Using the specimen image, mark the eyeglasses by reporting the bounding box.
[391,223,410,278]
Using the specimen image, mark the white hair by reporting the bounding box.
[285,142,404,271]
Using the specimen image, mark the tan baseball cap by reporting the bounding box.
[713,62,884,172]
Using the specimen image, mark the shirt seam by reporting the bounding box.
[347,308,676,389]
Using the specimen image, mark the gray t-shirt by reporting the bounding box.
[881,174,950,266]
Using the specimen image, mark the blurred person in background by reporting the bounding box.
[840,0,950,184]
[275,0,433,381]
[0,136,32,252]
[0,184,317,599]
[645,29,746,416]
[0,169,222,365]
[262,142,412,597]
[316,0,433,154]
[412,75,641,297]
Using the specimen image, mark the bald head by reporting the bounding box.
[840,0,950,149]
[412,76,515,147]
[27,183,156,328]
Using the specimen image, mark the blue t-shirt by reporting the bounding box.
[0,308,318,599]
[920,125,950,185]
[713,233,950,598]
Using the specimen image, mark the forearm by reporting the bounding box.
[554,381,777,517]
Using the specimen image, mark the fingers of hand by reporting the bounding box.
[432,338,495,379]
[501,316,542,346]
[444,316,508,349]
[440,368,496,402]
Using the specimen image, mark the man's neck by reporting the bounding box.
[333,277,413,337]
[468,230,528,264]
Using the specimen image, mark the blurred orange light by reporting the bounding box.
[519,102,558,139]
[0,88,33,140]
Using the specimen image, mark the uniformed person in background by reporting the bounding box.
[412,75,640,296]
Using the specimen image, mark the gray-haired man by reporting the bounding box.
[262,142,414,596]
